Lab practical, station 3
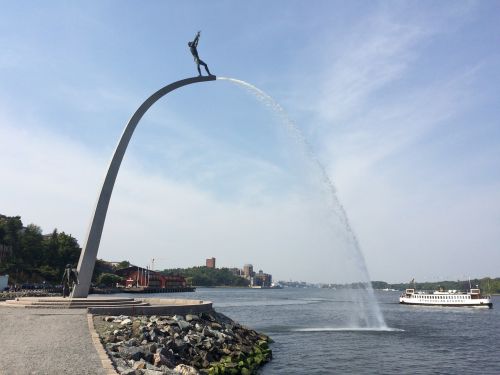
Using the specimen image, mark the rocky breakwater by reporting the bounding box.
[94,311,272,375]
[0,290,59,301]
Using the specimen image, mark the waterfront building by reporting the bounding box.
[115,266,187,289]
[229,267,241,276]
[254,270,272,288]
[206,257,216,269]
[243,264,254,278]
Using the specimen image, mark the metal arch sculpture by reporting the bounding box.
[72,75,216,298]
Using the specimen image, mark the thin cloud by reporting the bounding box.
[316,14,427,123]
[308,4,500,281]
[1,111,369,283]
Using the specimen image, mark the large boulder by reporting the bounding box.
[120,318,133,326]
[174,364,199,375]
[153,352,175,368]
[185,314,200,322]
[142,370,163,375]
[174,339,187,353]
[124,338,139,347]
[210,322,222,330]
[176,319,191,331]
[118,346,144,361]
[156,347,176,366]
[132,360,146,370]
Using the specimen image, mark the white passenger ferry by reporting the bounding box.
[400,287,492,308]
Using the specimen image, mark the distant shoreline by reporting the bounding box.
[194,285,249,288]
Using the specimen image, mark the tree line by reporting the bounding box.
[0,213,130,286]
[371,279,500,294]
[161,266,249,287]
[0,214,82,284]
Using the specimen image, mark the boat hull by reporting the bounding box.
[399,299,492,309]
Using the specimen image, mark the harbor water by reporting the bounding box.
[109,288,500,374]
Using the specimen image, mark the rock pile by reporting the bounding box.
[94,311,272,375]
[0,290,59,301]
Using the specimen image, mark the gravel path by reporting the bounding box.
[0,307,107,375]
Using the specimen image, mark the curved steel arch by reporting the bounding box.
[72,75,216,298]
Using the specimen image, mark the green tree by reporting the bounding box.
[56,232,81,270]
[20,224,44,269]
[92,259,115,282]
[0,214,83,283]
[0,215,22,267]
[161,266,250,287]
[97,273,123,287]
[114,260,131,270]
[0,215,23,249]
[43,230,59,265]
[371,281,389,289]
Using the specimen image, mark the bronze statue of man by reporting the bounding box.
[61,264,79,298]
[188,31,213,76]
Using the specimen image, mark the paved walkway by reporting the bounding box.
[0,306,107,375]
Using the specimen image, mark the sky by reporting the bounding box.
[1,1,499,283]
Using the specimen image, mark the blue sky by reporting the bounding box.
[1,1,499,283]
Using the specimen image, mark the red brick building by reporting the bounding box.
[115,266,187,288]
[205,257,216,269]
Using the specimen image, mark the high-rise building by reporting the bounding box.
[243,264,254,278]
[254,270,272,288]
[229,268,241,276]
[206,257,216,269]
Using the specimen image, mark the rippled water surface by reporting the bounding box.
[112,288,500,374]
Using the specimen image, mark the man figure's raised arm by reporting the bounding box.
[192,31,200,47]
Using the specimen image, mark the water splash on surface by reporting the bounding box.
[292,327,404,332]
[217,76,387,329]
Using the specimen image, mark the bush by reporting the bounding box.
[97,273,122,287]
